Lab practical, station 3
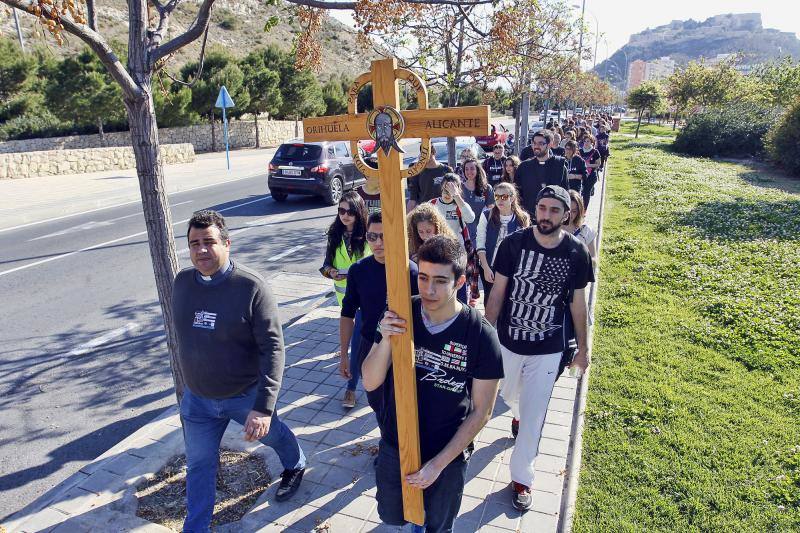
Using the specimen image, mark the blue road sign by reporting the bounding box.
[215,86,236,170]
[215,85,235,109]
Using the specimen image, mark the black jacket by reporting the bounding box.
[515,153,568,214]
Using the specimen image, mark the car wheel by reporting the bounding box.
[323,176,344,205]
[271,189,288,202]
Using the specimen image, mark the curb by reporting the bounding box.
[557,162,611,532]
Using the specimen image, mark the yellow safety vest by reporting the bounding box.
[333,237,370,306]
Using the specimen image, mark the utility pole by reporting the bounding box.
[577,0,586,66]
[13,8,26,52]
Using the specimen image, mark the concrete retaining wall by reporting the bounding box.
[0,118,300,155]
[0,143,195,179]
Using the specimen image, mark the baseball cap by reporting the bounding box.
[536,185,571,210]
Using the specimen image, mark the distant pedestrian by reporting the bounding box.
[502,155,521,184]
[514,130,568,215]
[550,133,565,158]
[174,210,306,532]
[483,143,507,186]
[407,145,452,211]
[356,181,382,215]
[460,159,495,245]
[475,182,531,303]
[484,186,593,512]
[320,191,371,408]
[363,235,504,533]
[564,140,587,194]
[596,123,611,172]
[580,134,601,211]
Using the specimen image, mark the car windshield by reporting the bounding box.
[275,144,322,161]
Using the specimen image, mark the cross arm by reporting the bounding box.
[401,105,491,138]
[302,114,370,143]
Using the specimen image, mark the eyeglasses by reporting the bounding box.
[338,207,357,217]
[366,232,384,242]
[495,193,512,201]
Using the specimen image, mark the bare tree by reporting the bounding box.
[2,0,497,402]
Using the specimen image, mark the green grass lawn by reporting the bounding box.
[618,120,679,139]
[573,131,800,531]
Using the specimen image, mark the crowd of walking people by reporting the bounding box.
[172,112,611,533]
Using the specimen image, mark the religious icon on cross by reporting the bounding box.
[303,58,490,525]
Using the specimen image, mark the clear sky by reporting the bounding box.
[580,0,800,69]
[330,1,800,69]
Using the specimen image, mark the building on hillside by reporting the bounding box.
[627,60,646,91]
[705,53,759,75]
[644,56,676,82]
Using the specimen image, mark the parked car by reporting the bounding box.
[476,124,510,151]
[268,140,366,204]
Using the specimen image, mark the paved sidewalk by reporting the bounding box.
[4,174,606,533]
[0,148,277,230]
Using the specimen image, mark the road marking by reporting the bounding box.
[26,200,194,242]
[0,170,266,234]
[267,244,306,262]
[0,196,269,278]
[66,323,141,357]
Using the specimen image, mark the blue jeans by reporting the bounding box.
[346,309,363,391]
[180,386,306,533]
[374,440,469,533]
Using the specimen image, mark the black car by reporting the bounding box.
[268,141,366,204]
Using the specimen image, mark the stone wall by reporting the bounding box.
[0,118,300,155]
[0,143,195,179]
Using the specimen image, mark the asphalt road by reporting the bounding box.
[0,174,339,520]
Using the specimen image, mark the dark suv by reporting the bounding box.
[268,140,366,204]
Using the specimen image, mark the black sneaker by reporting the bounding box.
[512,482,532,511]
[511,418,519,439]
[275,467,305,502]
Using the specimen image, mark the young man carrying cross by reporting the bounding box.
[362,235,504,532]
[485,185,593,511]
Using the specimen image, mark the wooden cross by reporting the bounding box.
[304,58,490,525]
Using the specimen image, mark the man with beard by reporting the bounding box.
[484,186,593,512]
[514,130,568,215]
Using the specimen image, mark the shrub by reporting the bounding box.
[673,102,780,158]
[217,10,238,30]
[765,97,800,176]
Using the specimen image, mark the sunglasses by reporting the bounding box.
[338,207,357,217]
[366,232,384,242]
[495,193,512,201]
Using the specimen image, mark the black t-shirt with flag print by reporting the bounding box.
[368,297,504,463]
[493,227,593,355]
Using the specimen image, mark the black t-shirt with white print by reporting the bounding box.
[493,227,594,355]
[369,297,504,463]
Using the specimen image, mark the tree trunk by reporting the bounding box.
[446,91,458,168]
[211,115,217,152]
[254,114,260,148]
[97,117,106,146]
[514,101,522,156]
[635,109,643,138]
[123,85,184,402]
[520,90,531,152]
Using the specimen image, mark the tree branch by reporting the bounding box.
[283,0,492,8]
[1,0,141,98]
[86,0,98,31]
[150,0,214,67]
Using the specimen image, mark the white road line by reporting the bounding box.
[28,200,196,242]
[0,195,269,278]
[267,244,306,262]
[66,323,140,357]
[0,171,264,234]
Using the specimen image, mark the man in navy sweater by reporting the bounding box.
[340,211,419,400]
[173,210,306,532]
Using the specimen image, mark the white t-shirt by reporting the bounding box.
[573,224,596,248]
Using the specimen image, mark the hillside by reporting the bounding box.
[1,0,379,81]
[596,13,800,87]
